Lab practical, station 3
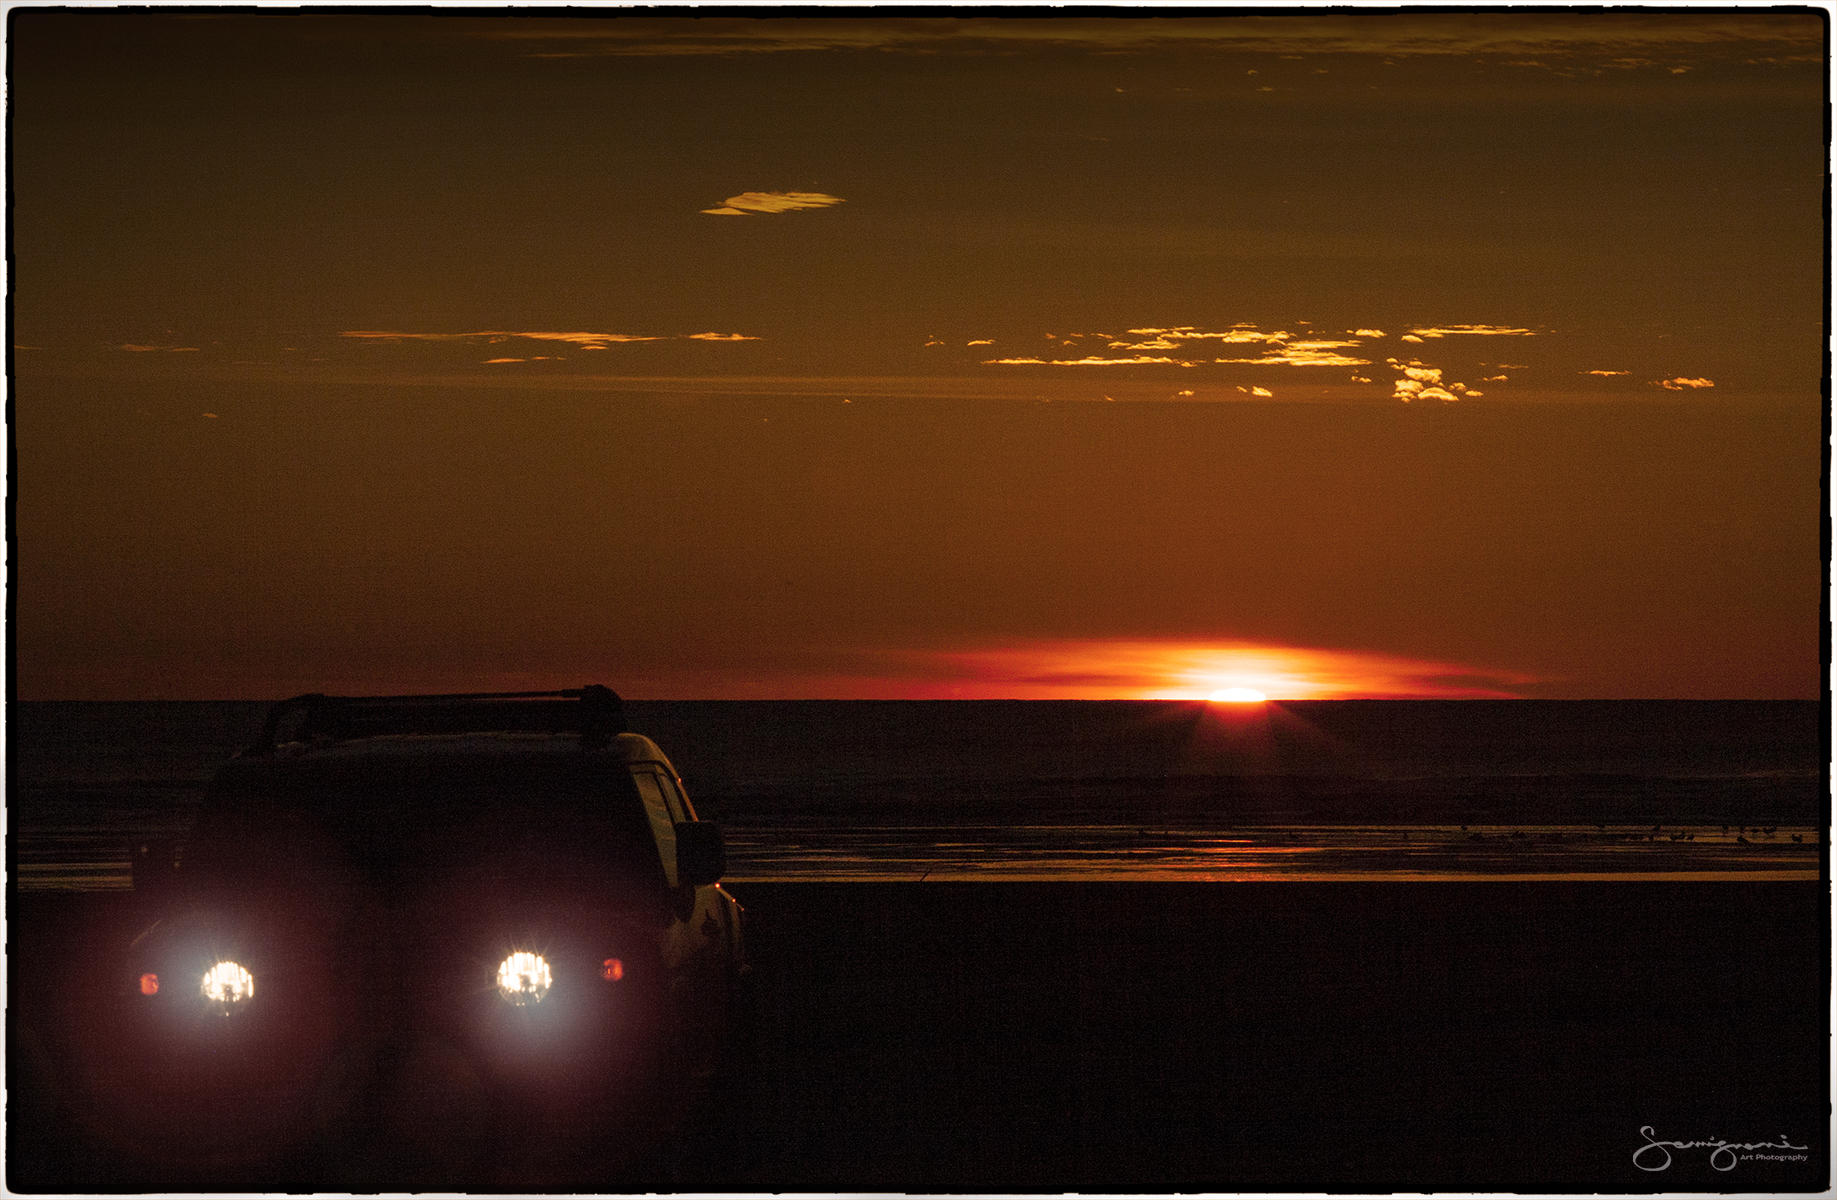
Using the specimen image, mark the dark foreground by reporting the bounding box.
[9,882,1828,1193]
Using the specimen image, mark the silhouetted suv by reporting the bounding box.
[91,687,747,1188]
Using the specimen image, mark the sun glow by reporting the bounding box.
[913,639,1536,700]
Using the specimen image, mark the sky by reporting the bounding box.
[9,8,1827,700]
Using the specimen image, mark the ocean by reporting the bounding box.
[9,699,1824,886]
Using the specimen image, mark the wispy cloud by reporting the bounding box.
[1406,325,1538,338]
[984,355,1187,367]
[473,15,1822,63]
[1115,326,1280,350]
[1654,376,1715,390]
[1213,342,1372,368]
[994,325,1378,369]
[341,329,758,350]
[701,191,845,216]
[120,343,199,353]
[1585,369,1631,376]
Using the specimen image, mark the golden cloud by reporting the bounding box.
[1654,376,1715,390]
[700,191,846,216]
[989,324,1396,370]
[1121,326,1278,345]
[1407,324,1537,338]
[1213,347,1371,367]
[983,355,1188,366]
[341,330,758,350]
[1388,358,1484,403]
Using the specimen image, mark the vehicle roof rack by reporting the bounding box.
[247,686,626,755]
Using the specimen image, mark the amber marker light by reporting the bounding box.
[139,973,160,996]
[601,957,625,982]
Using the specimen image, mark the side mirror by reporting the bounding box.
[674,821,726,888]
[131,838,179,900]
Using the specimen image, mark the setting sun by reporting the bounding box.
[1207,687,1268,704]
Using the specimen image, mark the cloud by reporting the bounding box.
[977,322,1551,383]
[1213,344,1371,367]
[701,191,845,216]
[1111,325,1289,352]
[1585,369,1631,376]
[989,324,1394,371]
[1235,385,1274,398]
[984,355,1187,367]
[1654,376,1715,390]
[472,15,1822,63]
[1388,358,1483,403]
[120,343,199,352]
[342,329,757,350]
[1406,325,1537,338]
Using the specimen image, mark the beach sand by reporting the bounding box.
[8,880,1826,1192]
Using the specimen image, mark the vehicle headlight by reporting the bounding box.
[200,960,254,1010]
[496,951,552,1006]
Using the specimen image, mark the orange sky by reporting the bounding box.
[9,11,1826,700]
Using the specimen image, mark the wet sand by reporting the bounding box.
[8,881,1826,1192]
[720,821,1822,881]
[15,820,1822,891]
